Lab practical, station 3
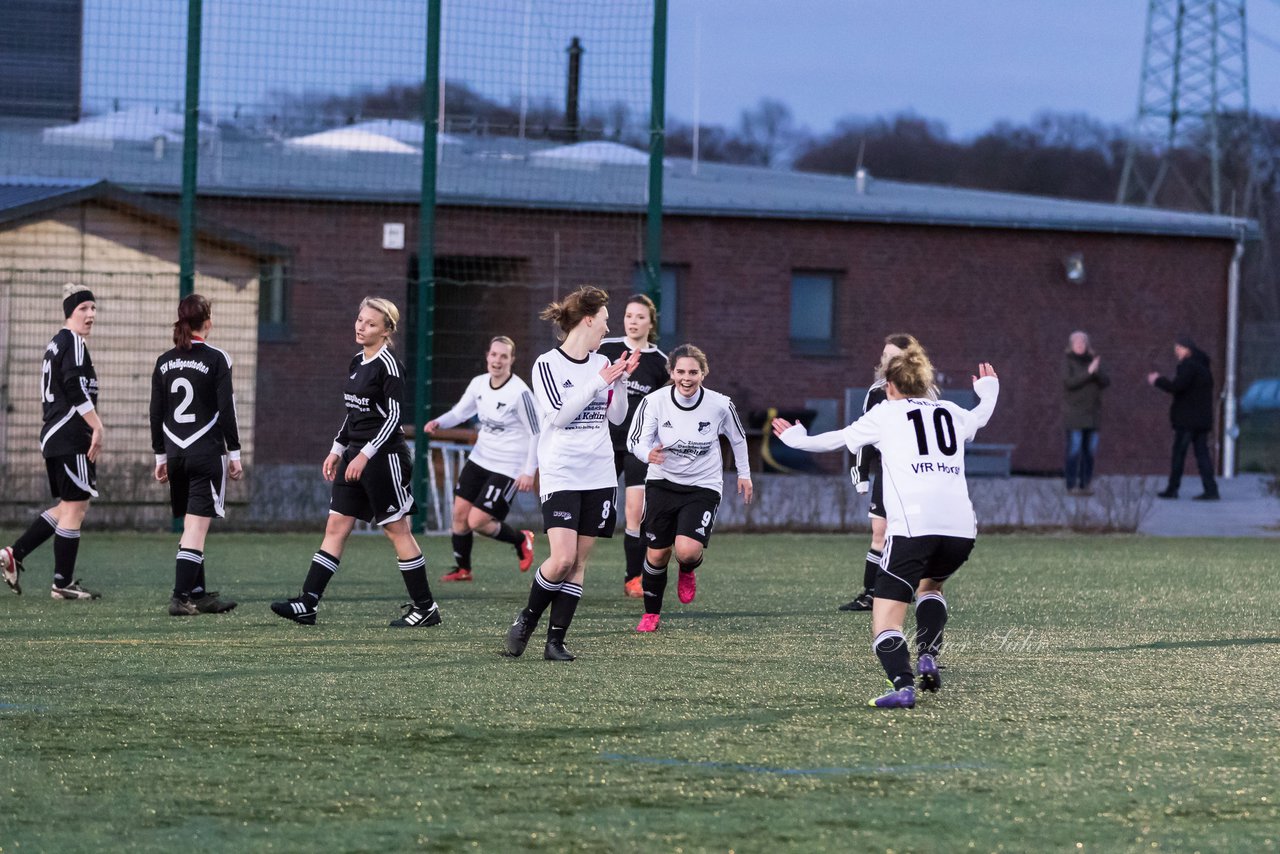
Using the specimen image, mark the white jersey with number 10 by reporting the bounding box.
[780,376,999,539]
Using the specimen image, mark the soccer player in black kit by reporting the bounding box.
[271,297,440,628]
[150,293,243,616]
[597,294,668,597]
[2,283,105,600]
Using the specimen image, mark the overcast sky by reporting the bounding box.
[82,0,1280,139]
[666,0,1280,138]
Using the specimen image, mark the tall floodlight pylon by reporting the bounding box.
[1116,0,1250,213]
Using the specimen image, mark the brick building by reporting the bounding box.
[0,130,1252,487]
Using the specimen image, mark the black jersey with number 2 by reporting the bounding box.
[149,340,241,459]
[330,345,408,457]
[39,328,99,459]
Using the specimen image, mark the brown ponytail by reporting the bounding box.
[540,285,609,340]
[173,293,212,351]
[883,343,936,398]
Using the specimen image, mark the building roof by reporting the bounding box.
[0,125,1255,240]
[0,176,289,258]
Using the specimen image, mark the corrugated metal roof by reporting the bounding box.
[0,128,1255,240]
[0,177,103,214]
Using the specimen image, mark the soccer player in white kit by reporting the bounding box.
[627,345,752,632]
[426,336,538,582]
[774,344,999,709]
[503,286,639,661]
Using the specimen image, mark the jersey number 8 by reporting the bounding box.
[906,408,958,456]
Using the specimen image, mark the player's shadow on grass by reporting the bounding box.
[1071,636,1280,652]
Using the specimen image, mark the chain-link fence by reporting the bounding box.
[0,0,660,529]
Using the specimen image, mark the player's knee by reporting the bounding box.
[467,508,495,531]
[674,544,703,565]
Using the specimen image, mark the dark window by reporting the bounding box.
[259,261,289,339]
[631,264,683,344]
[790,271,837,355]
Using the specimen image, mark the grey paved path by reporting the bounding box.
[1137,473,1280,537]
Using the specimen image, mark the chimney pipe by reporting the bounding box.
[566,36,583,142]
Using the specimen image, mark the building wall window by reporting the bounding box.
[259,261,289,339]
[790,271,837,354]
[631,264,682,344]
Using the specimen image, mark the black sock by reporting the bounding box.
[642,560,668,615]
[522,568,562,621]
[678,555,703,575]
[624,530,645,581]
[13,511,56,561]
[863,547,883,592]
[302,550,339,604]
[491,523,522,546]
[174,547,203,598]
[874,630,914,690]
[547,582,582,644]
[192,561,207,596]
[451,532,473,570]
[914,593,948,658]
[52,527,80,586]
[398,554,434,608]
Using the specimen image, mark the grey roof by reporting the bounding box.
[0,175,290,258]
[0,126,1255,240]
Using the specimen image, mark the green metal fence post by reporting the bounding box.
[179,0,202,299]
[645,0,668,307]
[413,0,443,534]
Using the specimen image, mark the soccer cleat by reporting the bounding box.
[1192,493,1220,501]
[867,685,916,709]
[390,601,441,628]
[192,591,237,614]
[50,580,101,600]
[517,530,535,572]
[917,654,942,693]
[168,596,199,616]
[1156,489,1178,499]
[677,570,697,604]
[270,596,317,625]
[838,590,874,612]
[623,576,643,598]
[1,546,23,595]
[636,613,661,633]
[544,639,576,661]
[503,612,536,657]
[440,567,473,582]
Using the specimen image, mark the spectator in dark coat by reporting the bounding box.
[1063,331,1109,495]
[1147,334,1219,500]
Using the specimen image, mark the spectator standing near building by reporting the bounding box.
[1063,331,1109,496]
[1147,334,1220,501]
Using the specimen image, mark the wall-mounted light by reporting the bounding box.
[1063,252,1086,284]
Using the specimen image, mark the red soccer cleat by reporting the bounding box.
[517,530,535,572]
[636,613,661,632]
[439,567,473,582]
[677,570,697,604]
[624,576,643,598]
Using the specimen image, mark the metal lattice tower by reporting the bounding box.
[1117,0,1250,213]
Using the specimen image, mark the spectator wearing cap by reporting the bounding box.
[1062,330,1109,496]
[1147,334,1220,500]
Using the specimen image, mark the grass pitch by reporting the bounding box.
[0,531,1276,852]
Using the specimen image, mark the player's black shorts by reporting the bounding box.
[454,460,517,521]
[329,443,415,526]
[642,480,721,549]
[540,487,618,538]
[613,449,648,488]
[868,474,885,520]
[167,453,227,519]
[45,453,98,501]
[875,534,975,603]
